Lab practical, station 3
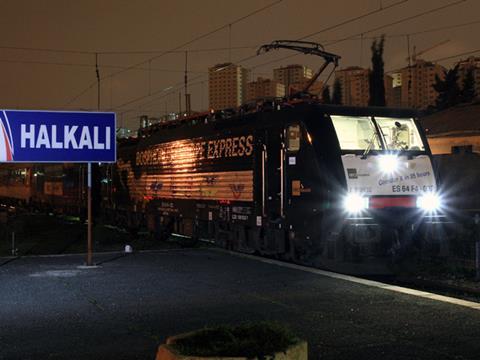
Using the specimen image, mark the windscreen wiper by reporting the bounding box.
[361,132,381,159]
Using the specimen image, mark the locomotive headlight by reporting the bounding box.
[343,193,369,213]
[417,192,442,212]
[378,154,399,174]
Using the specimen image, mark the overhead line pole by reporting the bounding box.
[64,0,284,108]
[242,0,467,73]
[118,0,457,115]
[96,53,100,110]
[110,0,408,113]
[185,51,191,115]
[86,53,100,267]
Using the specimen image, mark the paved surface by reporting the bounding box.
[1,249,480,360]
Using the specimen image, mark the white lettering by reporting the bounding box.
[36,125,51,148]
[93,126,104,149]
[78,126,93,149]
[51,125,62,149]
[105,127,111,150]
[64,126,78,149]
[21,124,35,148]
[20,124,112,153]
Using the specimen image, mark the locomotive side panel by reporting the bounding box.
[114,121,259,239]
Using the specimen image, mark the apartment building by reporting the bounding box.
[457,56,480,97]
[208,63,250,109]
[334,67,395,107]
[273,64,313,95]
[245,77,285,102]
[400,60,445,109]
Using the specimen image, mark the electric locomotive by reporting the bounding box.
[106,100,442,274]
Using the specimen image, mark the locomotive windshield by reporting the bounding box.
[374,117,425,151]
[331,115,425,152]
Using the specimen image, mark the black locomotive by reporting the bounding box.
[101,100,443,274]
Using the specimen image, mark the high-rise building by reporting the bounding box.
[390,72,403,108]
[457,56,480,98]
[392,86,402,108]
[400,60,445,109]
[334,67,395,107]
[289,79,324,97]
[208,63,250,110]
[334,67,370,106]
[245,77,285,102]
[273,64,313,95]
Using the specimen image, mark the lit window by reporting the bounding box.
[287,124,301,152]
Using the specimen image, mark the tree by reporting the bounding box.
[321,85,331,104]
[332,79,343,105]
[433,65,461,110]
[368,35,386,106]
[461,67,476,103]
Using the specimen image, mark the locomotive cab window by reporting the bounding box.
[287,124,301,152]
[374,117,425,151]
[331,115,381,151]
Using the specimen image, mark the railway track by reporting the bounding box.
[198,239,480,305]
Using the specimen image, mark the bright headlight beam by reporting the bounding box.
[343,193,369,214]
[378,154,399,174]
[417,192,442,212]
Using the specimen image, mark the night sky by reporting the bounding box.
[0,0,478,129]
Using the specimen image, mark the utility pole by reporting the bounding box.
[184,51,191,115]
[178,92,182,115]
[228,24,232,62]
[148,59,152,96]
[96,53,100,109]
[86,53,100,266]
[360,33,364,67]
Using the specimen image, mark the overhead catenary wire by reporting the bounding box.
[79,0,464,114]
[64,0,285,107]
[385,47,480,73]
[0,45,258,56]
[6,16,476,58]
[298,0,409,40]
[317,18,480,42]
[133,44,480,118]
[327,0,468,46]
[117,0,466,115]
[0,45,94,55]
[73,0,471,121]
[243,0,469,72]
[132,0,458,112]
[432,48,480,62]
[0,58,208,74]
[111,0,409,114]
[215,0,410,74]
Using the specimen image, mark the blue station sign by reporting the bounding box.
[0,110,116,163]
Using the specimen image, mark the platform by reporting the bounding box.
[1,249,480,359]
